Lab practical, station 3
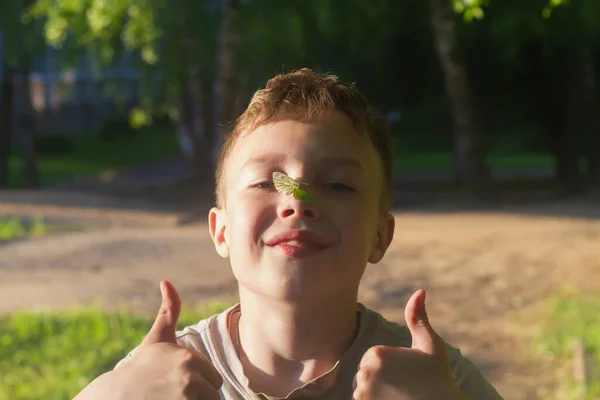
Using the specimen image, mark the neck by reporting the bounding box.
[236,288,360,397]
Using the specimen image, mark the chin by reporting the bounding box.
[239,270,328,302]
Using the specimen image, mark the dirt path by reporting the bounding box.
[2,202,600,399]
[0,226,235,313]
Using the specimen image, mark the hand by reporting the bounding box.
[352,289,465,400]
[74,280,223,400]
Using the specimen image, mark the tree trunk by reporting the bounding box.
[577,45,600,188]
[428,0,490,195]
[213,0,240,167]
[553,130,580,193]
[174,0,240,193]
[19,70,39,187]
[177,65,214,182]
[0,63,15,187]
[526,42,581,194]
[554,46,586,193]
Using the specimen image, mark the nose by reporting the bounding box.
[278,198,321,220]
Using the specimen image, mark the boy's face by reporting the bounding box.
[209,111,395,302]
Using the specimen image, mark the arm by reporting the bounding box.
[73,370,123,400]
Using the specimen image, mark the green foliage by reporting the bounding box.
[453,0,488,22]
[0,300,232,400]
[25,0,218,120]
[0,0,47,68]
[129,107,152,129]
[533,290,600,399]
[15,0,600,185]
[23,0,596,127]
[542,0,569,19]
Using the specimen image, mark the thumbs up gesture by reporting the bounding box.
[140,279,183,345]
[353,290,469,400]
[74,280,223,400]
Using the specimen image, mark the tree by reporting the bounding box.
[20,65,39,186]
[0,58,15,187]
[454,0,600,193]
[523,0,600,191]
[429,0,490,194]
[28,0,599,197]
[561,1,600,189]
[28,0,243,183]
[0,0,43,187]
[212,0,240,167]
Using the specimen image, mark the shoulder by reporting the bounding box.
[360,306,503,399]
[360,305,412,348]
[174,314,216,353]
[113,307,230,370]
[443,343,504,399]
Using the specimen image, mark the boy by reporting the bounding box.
[74,69,503,399]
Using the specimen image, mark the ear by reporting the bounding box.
[368,212,395,264]
[209,207,230,258]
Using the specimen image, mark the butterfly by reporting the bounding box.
[272,172,315,204]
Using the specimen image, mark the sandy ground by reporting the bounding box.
[2,197,600,399]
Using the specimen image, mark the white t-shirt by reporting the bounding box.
[115,303,503,399]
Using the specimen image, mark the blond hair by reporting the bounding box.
[215,68,394,211]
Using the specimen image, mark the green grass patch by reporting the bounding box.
[394,152,556,172]
[0,299,232,400]
[7,126,180,188]
[532,289,600,399]
[0,217,71,241]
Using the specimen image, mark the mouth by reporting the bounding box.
[265,230,332,257]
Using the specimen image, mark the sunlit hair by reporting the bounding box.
[214,68,394,212]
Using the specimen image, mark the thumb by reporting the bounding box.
[141,280,182,346]
[405,289,442,354]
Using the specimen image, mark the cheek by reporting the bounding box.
[229,196,273,247]
[332,201,379,248]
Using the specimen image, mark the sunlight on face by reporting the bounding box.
[217,112,389,302]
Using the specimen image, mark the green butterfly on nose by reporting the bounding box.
[272,172,315,204]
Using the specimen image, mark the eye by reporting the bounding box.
[323,183,354,191]
[253,180,275,189]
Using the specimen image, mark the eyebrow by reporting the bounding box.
[241,154,365,172]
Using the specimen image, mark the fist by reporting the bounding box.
[352,290,464,400]
[74,280,223,400]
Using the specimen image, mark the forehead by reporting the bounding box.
[227,112,380,175]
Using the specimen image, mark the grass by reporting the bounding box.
[531,288,600,399]
[0,217,47,240]
[0,217,87,242]
[6,126,180,188]
[0,300,233,400]
[0,217,79,241]
[394,152,556,172]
